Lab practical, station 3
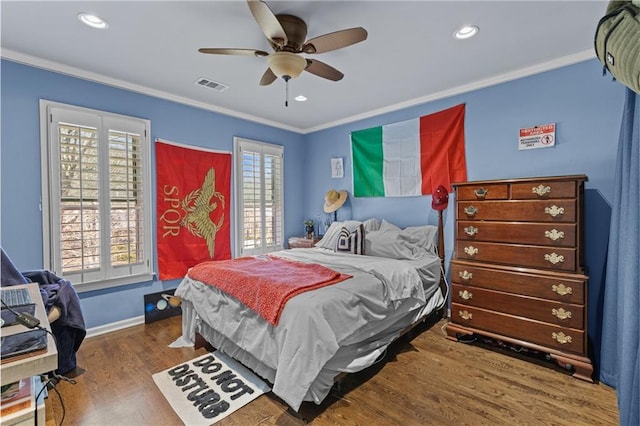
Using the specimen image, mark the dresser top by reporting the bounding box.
[453,174,587,188]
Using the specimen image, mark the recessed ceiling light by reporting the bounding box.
[295,95,307,102]
[78,13,109,29]
[454,25,479,40]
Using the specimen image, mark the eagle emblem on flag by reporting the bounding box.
[181,168,225,258]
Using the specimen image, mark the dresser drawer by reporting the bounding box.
[458,200,576,222]
[457,183,508,200]
[511,180,577,200]
[450,261,586,304]
[457,221,576,247]
[451,303,585,353]
[456,241,576,271]
[451,284,584,329]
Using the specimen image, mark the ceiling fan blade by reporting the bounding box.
[199,48,269,57]
[247,0,288,47]
[304,59,344,81]
[259,67,277,86]
[302,27,368,54]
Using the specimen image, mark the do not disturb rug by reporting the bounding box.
[153,351,271,425]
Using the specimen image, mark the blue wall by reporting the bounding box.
[1,59,304,328]
[0,57,627,369]
[304,59,624,222]
[303,59,626,370]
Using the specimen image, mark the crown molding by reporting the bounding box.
[1,49,303,134]
[303,49,597,134]
[2,48,596,135]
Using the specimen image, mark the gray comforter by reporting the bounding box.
[175,248,441,410]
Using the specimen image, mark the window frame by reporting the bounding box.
[233,136,284,257]
[39,100,153,292]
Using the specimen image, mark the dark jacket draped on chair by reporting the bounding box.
[1,248,86,375]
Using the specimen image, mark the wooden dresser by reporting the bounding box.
[445,175,593,381]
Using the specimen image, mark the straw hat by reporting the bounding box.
[323,189,348,213]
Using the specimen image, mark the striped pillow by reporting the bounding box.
[336,224,365,255]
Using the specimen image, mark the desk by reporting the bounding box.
[1,283,57,425]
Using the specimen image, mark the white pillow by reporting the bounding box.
[365,229,429,260]
[379,219,401,232]
[364,220,438,259]
[403,225,439,253]
[379,220,438,253]
[362,218,381,233]
[316,220,363,250]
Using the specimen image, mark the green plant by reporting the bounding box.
[304,219,314,228]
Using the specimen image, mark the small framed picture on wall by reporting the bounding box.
[331,157,344,178]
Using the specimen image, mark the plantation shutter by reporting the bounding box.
[106,119,146,276]
[234,137,284,256]
[57,120,102,274]
[45,105,152,288]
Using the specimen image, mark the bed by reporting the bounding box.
[174,217,446,412]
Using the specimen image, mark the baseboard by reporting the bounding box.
[85,315,145,338]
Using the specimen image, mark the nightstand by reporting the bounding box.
[288,236,321,249]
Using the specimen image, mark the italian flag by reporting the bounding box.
[351,104,467,197]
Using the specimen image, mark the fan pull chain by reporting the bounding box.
[285,77,289,107]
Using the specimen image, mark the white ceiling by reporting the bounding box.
[1,1,607,133]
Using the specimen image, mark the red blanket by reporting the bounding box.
[188,256,351,325]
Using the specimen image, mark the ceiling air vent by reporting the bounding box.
[194,77,229,92]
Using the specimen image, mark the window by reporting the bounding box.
[40,101,153,291]
[233,137,284,256]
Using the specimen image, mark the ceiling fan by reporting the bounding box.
[199,0,368,88]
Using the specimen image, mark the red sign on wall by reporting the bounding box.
[519,123,556,150]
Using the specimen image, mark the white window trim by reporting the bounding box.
[233,136,284,258]
[39,100,154,292]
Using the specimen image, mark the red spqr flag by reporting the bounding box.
[156,140,232,280]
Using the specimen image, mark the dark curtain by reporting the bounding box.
[600,88,639,426]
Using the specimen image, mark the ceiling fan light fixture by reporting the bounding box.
[454,25,479,40]
[77,12,109,29]
[267,52,307,80]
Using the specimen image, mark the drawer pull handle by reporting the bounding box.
[552,284,573,296]
[459,310,473,320]
[464,205,478,216]
[464,246,479,256]
[459,290,473,300]
[464,226,478,236]
[532,184,552,197]
[544,253,565,265]
[552,332,572,344]
[474,188,488,199]
[545,229,565,241]
[545,205,565,218]
[552,308,572,320]
[459,270,473,281]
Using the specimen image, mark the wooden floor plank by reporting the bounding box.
[45,316,619,425]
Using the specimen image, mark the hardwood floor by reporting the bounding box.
[45,315,619,425]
